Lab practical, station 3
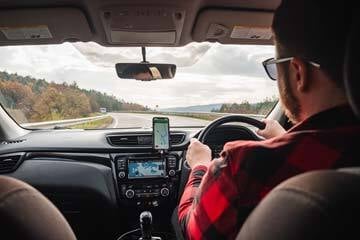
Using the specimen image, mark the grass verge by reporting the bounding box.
[70,116,113,129]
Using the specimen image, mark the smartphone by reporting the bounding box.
[153,117,170,150]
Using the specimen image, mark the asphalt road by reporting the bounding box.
[108,112,211,129]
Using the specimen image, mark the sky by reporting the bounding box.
[0,42,278,108]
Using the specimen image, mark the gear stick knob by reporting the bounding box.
[140,211,153,240]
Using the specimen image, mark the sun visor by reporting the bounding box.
[100,6,185,46]
[193,9,274,45]
[0,8,92,45]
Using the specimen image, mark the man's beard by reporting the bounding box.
[278,67,301,123]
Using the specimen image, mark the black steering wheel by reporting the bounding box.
[197,115,266,143]
[182,115,265,167]
[179,115,266,195]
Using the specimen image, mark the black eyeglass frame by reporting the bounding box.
[262,57,321,81]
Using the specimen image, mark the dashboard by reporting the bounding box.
[0,124,258,239]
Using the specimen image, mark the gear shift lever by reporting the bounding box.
[139,211,161,240]
[140,211,152,240]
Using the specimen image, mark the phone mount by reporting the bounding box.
[152,117,170,154]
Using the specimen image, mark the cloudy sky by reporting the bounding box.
[0,42,278,108]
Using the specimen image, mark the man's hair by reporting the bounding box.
[272,0,350,88]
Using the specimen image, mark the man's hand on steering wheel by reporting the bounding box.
[185,115,267,170]
[257,119,286,139]
[186,138,212,169]
[185,119,286,170]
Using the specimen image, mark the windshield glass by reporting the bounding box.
[0,42,277,129]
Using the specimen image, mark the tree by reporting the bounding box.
[61,87,91,118]
[32,87,66,121]
[0,80,35,118]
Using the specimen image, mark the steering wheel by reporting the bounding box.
[197,115,266,143]
[182,115,265,168]
[178,115,266,195]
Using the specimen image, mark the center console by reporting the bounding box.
[112,152,181,208]
[112,117,183,238]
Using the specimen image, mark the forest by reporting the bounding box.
[0,71,148,123]
[215,97,278,115]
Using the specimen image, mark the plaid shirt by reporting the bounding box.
[178,105,360,240]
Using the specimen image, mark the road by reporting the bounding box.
[108,112,211,128]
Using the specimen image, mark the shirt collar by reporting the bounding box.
[289,105,360,132]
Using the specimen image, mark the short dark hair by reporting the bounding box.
[272,0,350,88]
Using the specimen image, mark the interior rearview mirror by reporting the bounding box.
[116,63,177,81]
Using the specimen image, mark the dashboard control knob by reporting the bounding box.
[160,188,170,197]
[118,171,126,178]
[169,170,176,176]
[152,200,159,207]
[125,189,135,199]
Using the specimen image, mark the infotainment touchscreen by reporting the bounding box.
[128,160,166,179]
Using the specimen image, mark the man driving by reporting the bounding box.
[178,0,360,239]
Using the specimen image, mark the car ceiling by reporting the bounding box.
[0,0,281,47]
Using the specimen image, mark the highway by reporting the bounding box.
[107,112,211,128]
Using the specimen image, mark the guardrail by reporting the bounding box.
[159,111,264,118]
[115,110,265,121]
[21,114,110,129]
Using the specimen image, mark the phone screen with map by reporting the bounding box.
[153,117,170,150]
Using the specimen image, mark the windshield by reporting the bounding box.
[0,42,277,129]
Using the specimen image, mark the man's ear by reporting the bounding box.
[289,57,309,92]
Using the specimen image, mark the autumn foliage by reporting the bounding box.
[0,71,148,122]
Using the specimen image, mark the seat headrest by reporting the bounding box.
[344,13,360,117]
[237,170,360,240]
[0,176,76,240]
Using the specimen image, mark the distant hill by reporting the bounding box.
[160,104,223,113]
[215,98,277,115]
[160,99,278,115]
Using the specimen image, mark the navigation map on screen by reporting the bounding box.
[128,161,165,178]
[153,117,169,150]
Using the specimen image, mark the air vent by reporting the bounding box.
[107,135,138,146]
[170,133,186,145]
[107,133,186,147]
[1,139,26,145]
[0,153,24,173]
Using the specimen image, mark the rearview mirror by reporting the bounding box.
[116,63,177,81]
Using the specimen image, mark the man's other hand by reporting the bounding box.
[257,119,286,139]
[186,138,212,169]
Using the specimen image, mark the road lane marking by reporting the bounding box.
[112,114,119,128]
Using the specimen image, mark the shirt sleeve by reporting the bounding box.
[178,164,208,223]
[178,142,267,240]
[178,153,242,240]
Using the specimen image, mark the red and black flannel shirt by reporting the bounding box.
[178,105,360,240]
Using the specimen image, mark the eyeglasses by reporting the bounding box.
[262,57,321,81]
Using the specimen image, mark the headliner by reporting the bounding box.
[0,0,281,47]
